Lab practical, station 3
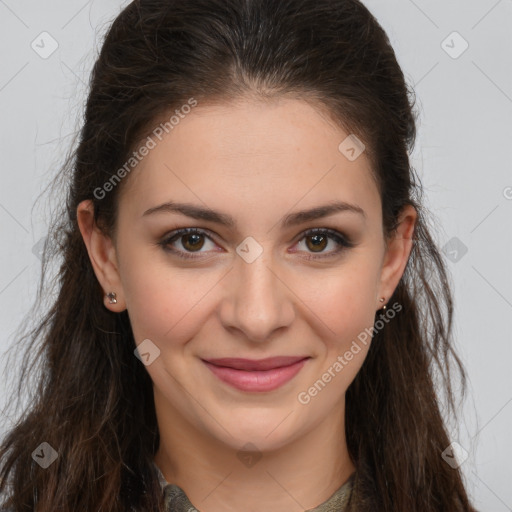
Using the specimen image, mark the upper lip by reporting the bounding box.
[203,356,310,371]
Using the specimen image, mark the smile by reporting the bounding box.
[202,356,310,392]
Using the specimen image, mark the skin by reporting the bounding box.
[77,96,416,512]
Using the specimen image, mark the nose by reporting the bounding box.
[218,250,295,343]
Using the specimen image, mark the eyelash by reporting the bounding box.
[158,227,355,261]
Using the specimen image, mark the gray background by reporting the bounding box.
[0,0,511,509]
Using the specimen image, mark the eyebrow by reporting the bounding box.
[142,200,366,228]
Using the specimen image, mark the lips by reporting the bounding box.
[202,356,310,392]
[203,356,309,371]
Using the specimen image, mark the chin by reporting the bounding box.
[205,409,305,453]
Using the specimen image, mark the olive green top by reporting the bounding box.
[154,463,354,512]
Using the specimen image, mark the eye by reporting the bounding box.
[158,228,219,260]
[158,227,355,260]
[292,228,354,260]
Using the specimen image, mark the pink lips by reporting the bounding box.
[202,356,309,392]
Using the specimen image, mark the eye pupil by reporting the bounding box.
[306,234,327,252]
[182,234,204,251]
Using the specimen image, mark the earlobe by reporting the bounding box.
[76,199,126,312]
[376,205,417,310]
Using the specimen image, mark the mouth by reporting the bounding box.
[201,356,310,392]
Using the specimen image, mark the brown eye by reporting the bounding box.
[159,227,354,261]
[159,228,218,259]
[294,228,354,260]
[305,234,328,253]
[181,233,205,252]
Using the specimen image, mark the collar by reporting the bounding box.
[154,462,354,512]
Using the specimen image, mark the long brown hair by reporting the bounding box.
[0,0,477,510]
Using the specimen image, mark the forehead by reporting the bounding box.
[117,97,380,226]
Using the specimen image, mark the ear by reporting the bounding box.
[376,204,417,310]
[76,199,126,312]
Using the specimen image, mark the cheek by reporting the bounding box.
[298,258,381,339]
[293,268,379,409]
[118,248,218,345]
[294,260,381,402]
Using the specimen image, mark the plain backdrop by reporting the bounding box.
[0,0,511,509]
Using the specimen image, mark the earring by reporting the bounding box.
[379,297,387,311]
[106,292,117,304]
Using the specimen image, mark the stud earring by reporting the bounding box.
[379,297,387,311]
[106,292,117,304]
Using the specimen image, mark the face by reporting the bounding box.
[79,97,415,453]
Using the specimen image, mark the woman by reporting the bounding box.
[0,0,477,510]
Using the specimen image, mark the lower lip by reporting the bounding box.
[203,358,309,392]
